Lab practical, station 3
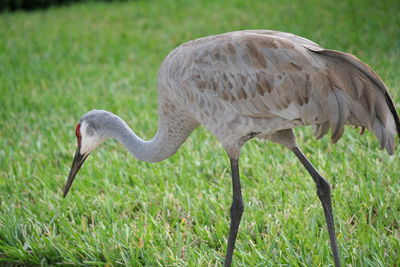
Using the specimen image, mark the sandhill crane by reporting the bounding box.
[63,30,400,267]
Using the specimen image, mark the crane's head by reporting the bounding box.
[63,110,111,197]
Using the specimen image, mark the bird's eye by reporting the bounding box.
[75,123,82,145]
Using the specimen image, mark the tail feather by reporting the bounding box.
[328,87,350,143]
[384,91,400,137]
[311,49,399,154]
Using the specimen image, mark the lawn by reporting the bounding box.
[1,0,399,266]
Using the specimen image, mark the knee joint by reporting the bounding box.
[317,178,331,198]
[230,200,244,215]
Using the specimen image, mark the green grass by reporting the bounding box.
[1,0,400,266]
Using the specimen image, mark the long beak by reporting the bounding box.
[63,145,89,198]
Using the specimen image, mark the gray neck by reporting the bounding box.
[108,114,195,163]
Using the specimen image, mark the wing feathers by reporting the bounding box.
[327,87,350,143]
[180,31,399,153]
[309,49,398,153]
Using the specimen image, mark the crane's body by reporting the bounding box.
[64,30,400,267]
[157,30,398,157]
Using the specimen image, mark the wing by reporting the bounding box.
[180,31,398,153]
[241,30,322,50]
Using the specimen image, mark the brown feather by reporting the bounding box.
[170,30,399,154]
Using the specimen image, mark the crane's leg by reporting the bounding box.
[291,147,341,267]
[224,158,244,267]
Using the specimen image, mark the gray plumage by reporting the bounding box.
[64,30,400,267]
[158,30,399,156]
